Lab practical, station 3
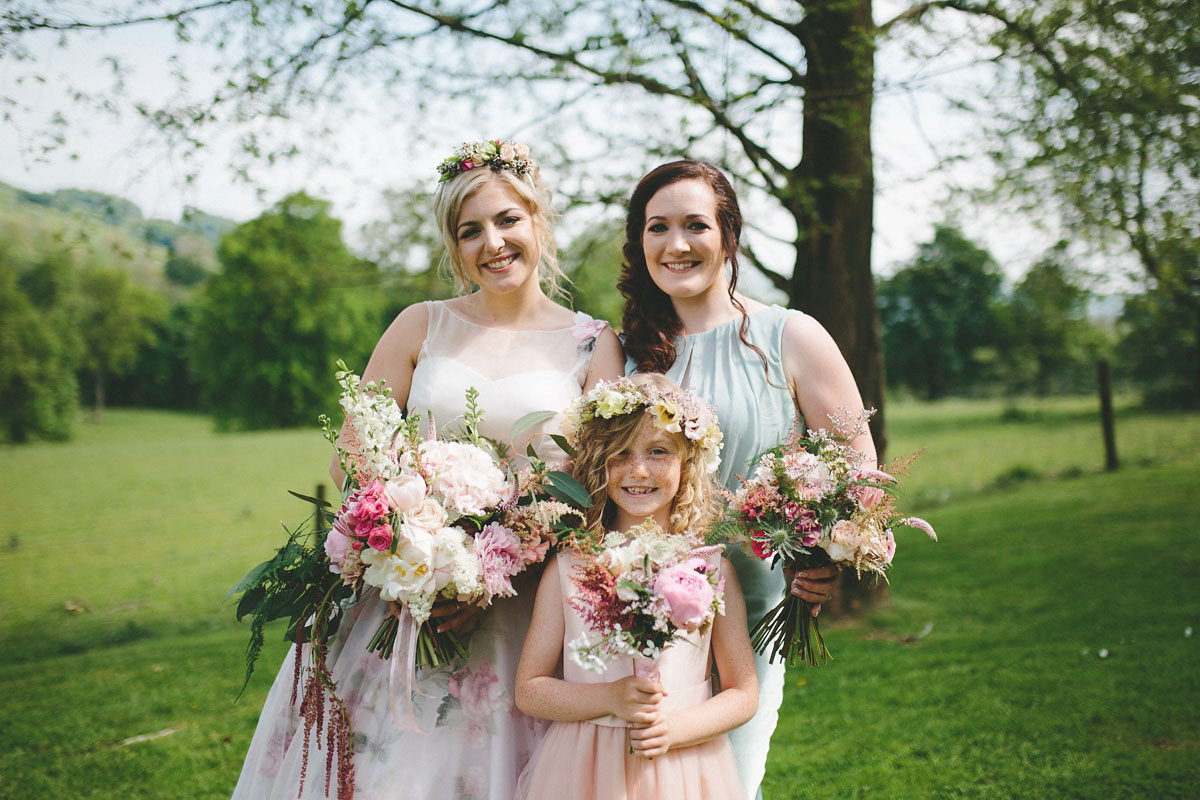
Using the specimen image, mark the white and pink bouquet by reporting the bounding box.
[567,521,726,674]
[324,363,578,665]
[718,410,937,667]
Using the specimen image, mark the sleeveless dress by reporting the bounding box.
[514,553,743,800]
[629,305,801,800]
[231,300,604,800]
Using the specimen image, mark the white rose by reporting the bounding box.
[404,497,447,532]
[826,519,865,563]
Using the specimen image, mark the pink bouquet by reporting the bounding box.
[567,521,726,673]
[720,410,937,667]
[325,364,578,666]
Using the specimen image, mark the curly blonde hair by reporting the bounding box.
[572,373,721,536]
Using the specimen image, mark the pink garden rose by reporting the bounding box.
[366,522,394,552]
[654,561,715,631]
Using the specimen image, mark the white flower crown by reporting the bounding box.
[436,139,536,184]
[563,377,723,473]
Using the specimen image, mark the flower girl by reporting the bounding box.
[514,374,757,799]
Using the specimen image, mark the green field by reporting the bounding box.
[1,398,1198,798]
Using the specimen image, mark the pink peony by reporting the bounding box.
[475,523,522,598]
[654,562,714,631]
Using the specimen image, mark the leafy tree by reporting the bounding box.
[77,265,167,418]
[191,192,382,430]
[561,220,627,330]
[919,0,1199,347]
[0,242,80,442]
[1003,246,1106,396]
[878,225,1004,399]
[1118,281,1200,408]
[106,303,206,410]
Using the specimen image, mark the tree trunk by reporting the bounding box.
[794,0,886,614]
[93,369,105,421]
[791,0,886,461]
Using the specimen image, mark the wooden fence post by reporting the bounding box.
[316,483,327,527]
[1098,359,1119,471]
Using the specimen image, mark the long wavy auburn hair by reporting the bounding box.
[618,159,762,374]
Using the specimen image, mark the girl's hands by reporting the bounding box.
[629,715,672,759]
[607,676,664,725]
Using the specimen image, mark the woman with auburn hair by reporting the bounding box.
[619,159,876,799]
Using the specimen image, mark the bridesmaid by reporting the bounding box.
[230,139,622,800]
[618,159,875,800]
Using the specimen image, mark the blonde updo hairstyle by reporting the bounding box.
[432,162,565,299]
[571,373,721,536]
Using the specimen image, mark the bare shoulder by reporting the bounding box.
[362,301,430,384]
[585,325,624,387]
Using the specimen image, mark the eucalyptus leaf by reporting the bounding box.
[546,470,593,509]
[510,409,557,439]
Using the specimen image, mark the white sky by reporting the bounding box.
[0,5,1083,287]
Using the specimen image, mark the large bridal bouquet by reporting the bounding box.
[229,363,584,799]
[567,521,726,675]
[715,410,937,667]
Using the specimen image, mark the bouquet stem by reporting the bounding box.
[749,592,829,667]
[366,613,469,668]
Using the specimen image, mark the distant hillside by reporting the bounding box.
[1,182,238,251]
[0,181,237,297]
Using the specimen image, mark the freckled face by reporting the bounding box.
[641,178,727,302]
[455,177,542,295]
[606,421,684,532]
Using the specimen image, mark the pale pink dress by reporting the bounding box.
[230,301,604,800]
[515,553,744,800]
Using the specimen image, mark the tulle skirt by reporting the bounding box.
[515,719,743,800]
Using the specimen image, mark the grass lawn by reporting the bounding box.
[1,399,1198,798]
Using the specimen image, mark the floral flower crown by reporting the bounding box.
[562,377,723,473]
[436,139,536,184]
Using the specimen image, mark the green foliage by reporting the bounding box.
[105,303,205,410]
[878,225,1006,399]
[191,192,383,430]
[560,219,626,328]
[1118,283,1200,408]
[1001,245,1109,396]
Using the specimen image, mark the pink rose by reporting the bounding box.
[367,522,394,552]
[461,158,474,170]
[384,474,426,513]
[826,519,865,563]
[654,563,714,631]
[324,518,354,572]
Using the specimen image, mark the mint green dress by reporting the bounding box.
[630,305,801,800]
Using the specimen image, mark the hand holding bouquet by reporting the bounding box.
[719,409,937,667]
[567,521,726,673]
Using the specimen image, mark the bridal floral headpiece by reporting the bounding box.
[563,377,723,473]
[437,139,536,184]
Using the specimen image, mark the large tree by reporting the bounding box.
[2,0,891,451]
[191,192,381,429]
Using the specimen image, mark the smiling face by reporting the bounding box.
[454,176,543,296]
[605,418,684,532]
[641,177,729,303]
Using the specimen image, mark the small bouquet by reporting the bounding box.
[716,410,937,667]
[567,521,726,675]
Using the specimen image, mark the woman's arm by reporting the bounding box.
[515,556,664,725]
[780,312,874,610]
[781,312,877,467]
[328,302,429,485]
[583,325,625,390]
[629,558,758,757]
